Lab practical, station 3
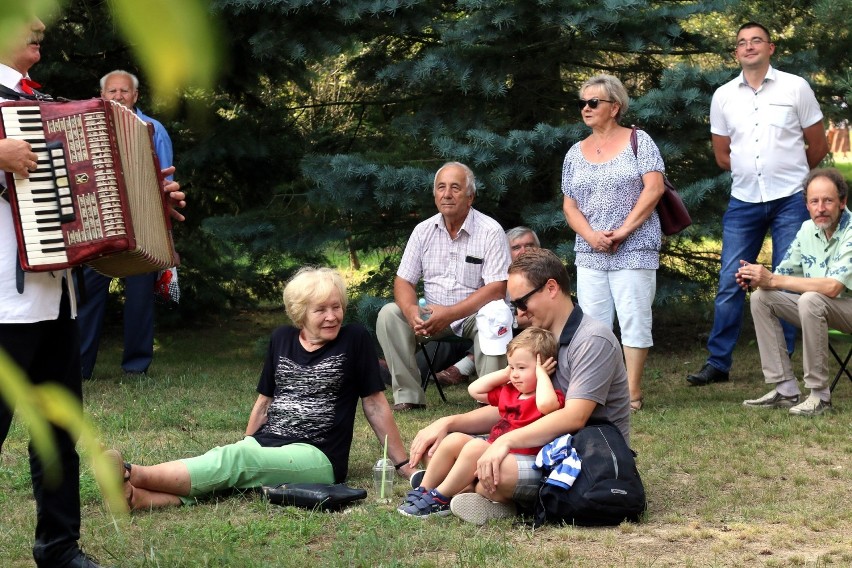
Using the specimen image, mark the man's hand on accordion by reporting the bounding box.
[0,139,39,178]
[162,166,187,222]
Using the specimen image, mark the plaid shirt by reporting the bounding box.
[397,208,510,334]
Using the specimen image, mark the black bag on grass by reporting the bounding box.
[534,421,646,527]
[262,483,366,511]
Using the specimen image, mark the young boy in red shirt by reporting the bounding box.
[398,327,564,517]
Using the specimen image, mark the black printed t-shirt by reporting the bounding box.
[252,323,384,482]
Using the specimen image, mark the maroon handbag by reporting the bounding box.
[630,127,692,235]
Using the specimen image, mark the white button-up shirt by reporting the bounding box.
[0,63,67,323]
[710,66,824,203]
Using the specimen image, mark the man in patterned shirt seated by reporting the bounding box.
[737,168,852,416]
[376,162,512,411]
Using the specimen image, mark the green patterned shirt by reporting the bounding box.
[775,208,852,296]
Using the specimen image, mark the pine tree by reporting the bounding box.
[35,0,851,317]
[221,0,741,314]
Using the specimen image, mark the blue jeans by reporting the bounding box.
[706,194,809,372]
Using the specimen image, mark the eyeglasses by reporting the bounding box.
[576,98,614,110]
[509,282,546,312]
[735,37,768,49]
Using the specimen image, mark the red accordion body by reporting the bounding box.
[0,98,179,277]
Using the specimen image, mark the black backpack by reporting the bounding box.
[533,421,646,527]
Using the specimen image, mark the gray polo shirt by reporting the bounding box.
[552,305,631,445]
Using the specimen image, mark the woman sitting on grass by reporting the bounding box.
[107,266,414,510]
[397,327,564,518]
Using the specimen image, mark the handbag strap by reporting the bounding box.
[631,125,670,183]
[630,125,639,157]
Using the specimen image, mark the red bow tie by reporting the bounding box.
[19,77,42,95]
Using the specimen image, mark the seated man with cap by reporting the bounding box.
[376,162,512,410]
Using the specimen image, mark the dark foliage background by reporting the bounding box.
[33,0,852,324]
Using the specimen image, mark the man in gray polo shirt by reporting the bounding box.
[407,248,629,524]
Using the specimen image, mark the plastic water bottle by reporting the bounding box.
[418,298,430,320]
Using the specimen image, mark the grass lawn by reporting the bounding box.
[2,303,852,567]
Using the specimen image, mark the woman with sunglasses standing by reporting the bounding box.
[561,74,666,412]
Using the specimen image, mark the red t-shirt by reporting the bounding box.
[487,384,565,455]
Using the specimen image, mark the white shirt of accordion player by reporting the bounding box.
[0,62,70,324]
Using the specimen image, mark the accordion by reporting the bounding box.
[0,98,179,278]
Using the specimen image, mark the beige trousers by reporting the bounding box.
[376,302,507,405]
[750,289,852,391]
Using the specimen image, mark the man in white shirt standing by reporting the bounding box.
[687,21,828,387]
[0,16,185,567]
[0,17,107,568]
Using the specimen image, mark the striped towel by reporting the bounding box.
[533,434,582,489]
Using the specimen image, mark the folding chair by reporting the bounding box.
[828,329,852,392]
[418,336,473,403]
[419,343,448,402]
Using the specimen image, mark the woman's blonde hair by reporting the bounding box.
[282,267,347,328]
[579,74,629,121]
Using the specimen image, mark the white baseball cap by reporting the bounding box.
[476,300,514,356]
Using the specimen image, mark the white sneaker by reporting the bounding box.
[742,389,800,409]
[449,493,515,525]
[789,393,832,416]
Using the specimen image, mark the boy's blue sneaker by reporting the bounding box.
[399,487,426,507]
[397,491,451,518]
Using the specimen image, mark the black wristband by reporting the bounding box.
[394,459,409,470]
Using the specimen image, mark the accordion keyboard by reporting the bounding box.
[1,106,73,267]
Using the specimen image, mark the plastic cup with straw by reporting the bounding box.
[374,434,393,502]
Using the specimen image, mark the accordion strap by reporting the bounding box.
[0,83,54,101]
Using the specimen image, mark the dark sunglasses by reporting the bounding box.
[509,282,546,312]
[576,98,614,110]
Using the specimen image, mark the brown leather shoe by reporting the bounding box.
[435,365,468,386]
[392,402,426,411]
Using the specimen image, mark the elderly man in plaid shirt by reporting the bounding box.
[377,162,511,411]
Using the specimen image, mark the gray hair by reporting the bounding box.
[100,69,139,91]
[505,226,540,247]
[282,267,348,328]
[579,74,629,121]
[433,162,476,196]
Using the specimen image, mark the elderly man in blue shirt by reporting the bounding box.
[737,168,852,416]
[77,69,174,380]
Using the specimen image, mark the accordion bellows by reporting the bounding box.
[0,98,179,278]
